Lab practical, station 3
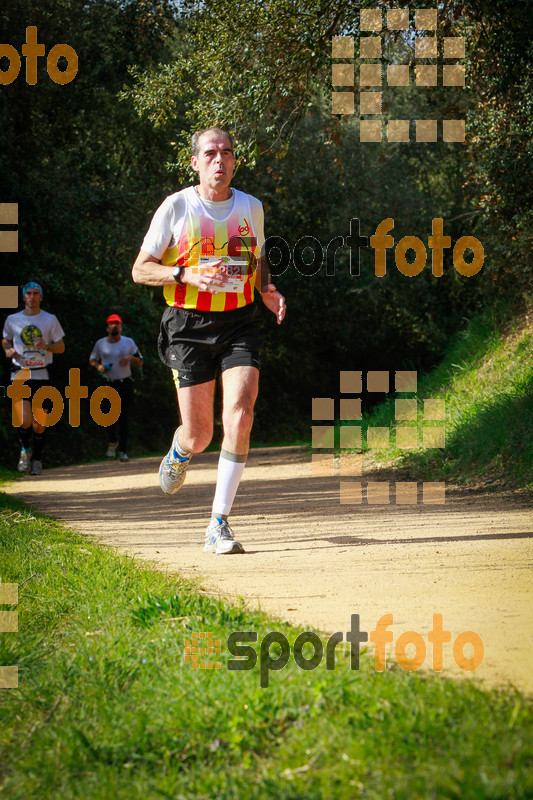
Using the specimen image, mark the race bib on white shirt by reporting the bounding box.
[20,348,46,369]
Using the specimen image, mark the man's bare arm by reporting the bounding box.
[118,354,143,368]
[46,338,65,354]
[2,337,16,359]
[132,250,176,286]
[90,357,106,374]
[255,256,286,324]
[255,255,272,293]
[132,249,228,292]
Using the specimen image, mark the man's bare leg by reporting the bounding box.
[159,378,216,494]
[160,366,258,553]
[176,379,216,454]
[205,366,259,553]
[17,399,33,472]
[29,400,46,474]
[17,399,45,473]
[220,365,259,456]
[175,364,258,459]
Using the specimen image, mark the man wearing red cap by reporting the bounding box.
[2,281,65,474]
[89,315,143,461]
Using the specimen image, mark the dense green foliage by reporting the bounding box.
[1,0,531,465]
[1,497,533,798]
[0,0,180,463]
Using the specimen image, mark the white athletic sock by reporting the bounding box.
[212,449,247,519]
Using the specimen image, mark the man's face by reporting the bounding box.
[191,132,235,193]
[107,322,122,337]
[24,289,41,310]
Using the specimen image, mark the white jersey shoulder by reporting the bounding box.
[141,186,264,259]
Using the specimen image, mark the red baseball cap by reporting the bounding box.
[107,314,122,324]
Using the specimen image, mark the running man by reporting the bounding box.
[2,281,65,474]
[132,126,285,554]
[89,314,143,462]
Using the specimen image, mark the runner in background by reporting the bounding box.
[1,281,65,475]
[89,314,143,462]
[132,126,286,554]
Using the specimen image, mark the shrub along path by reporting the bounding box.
[7,446,533,693]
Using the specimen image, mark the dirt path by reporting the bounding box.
[7,447,533,693]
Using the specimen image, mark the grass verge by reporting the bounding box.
[0,467,19,489]
[1,493,532,799]
[360,301,533,491]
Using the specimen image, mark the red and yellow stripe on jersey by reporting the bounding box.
[162,187,259,311]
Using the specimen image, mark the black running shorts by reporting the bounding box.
[9,377,55,413]
[158,303,262,388]
[10,376,55,402]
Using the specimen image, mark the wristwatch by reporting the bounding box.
[172,265,184,283]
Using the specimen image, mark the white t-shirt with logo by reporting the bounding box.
[90,336,141,381]
[3,309,65,379]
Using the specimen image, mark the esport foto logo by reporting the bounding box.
[185,613,484,688]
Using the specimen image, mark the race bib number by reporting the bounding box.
[20,349,46,369]
[198,256,248,293]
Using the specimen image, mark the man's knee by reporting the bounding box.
[223,401,255,434]
[181,425,213,454]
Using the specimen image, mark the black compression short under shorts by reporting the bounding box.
[158,303,262,388]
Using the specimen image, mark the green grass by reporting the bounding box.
[0,467,19,488]
[1,494,532,799]
[360,301,533,491]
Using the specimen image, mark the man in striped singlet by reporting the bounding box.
[132,126,286,554]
